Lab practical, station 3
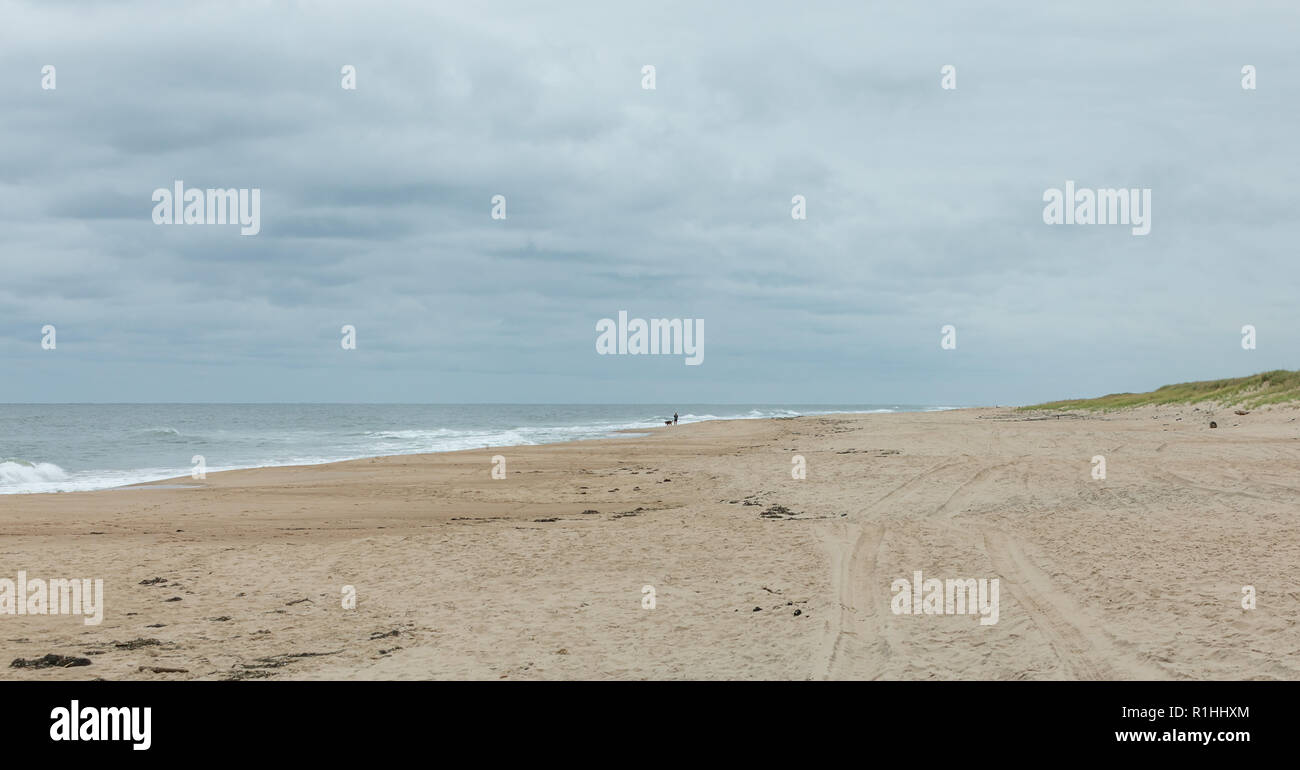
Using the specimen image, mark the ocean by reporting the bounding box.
[0,403,957,494]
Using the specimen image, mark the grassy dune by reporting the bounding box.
[1022,370,1300,411]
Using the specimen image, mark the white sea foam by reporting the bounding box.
[0,460,70,486]
[0,462,199,494]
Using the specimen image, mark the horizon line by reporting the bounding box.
[0,401,983,407]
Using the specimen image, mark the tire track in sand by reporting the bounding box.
[982,529,1166,680]
[810,460,966,680]
[933,461,1020,518]
[811,521,884,680]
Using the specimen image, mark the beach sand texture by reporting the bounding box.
[2,407,1297,680]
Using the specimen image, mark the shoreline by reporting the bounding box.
[3,406,970,497]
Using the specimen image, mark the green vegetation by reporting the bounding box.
[1021,370,1300,411]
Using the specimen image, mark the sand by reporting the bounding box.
[2,406,1297,680]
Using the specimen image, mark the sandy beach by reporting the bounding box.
[2,406,1297,680]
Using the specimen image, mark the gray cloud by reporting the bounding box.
[1,0,1297,404]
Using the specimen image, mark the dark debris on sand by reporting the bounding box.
[222,650,345,680]
[114,638,163,650]
[11,654,92,669]
[760,504,846,521]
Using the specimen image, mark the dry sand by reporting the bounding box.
[2,406,1297,680]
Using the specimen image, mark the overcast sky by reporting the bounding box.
[2,1,1297,404]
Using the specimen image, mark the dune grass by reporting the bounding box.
[1021,370,1300,411]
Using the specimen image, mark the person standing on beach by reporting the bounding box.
[673,412,678,425]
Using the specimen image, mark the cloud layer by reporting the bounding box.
[2,0,1297,404]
